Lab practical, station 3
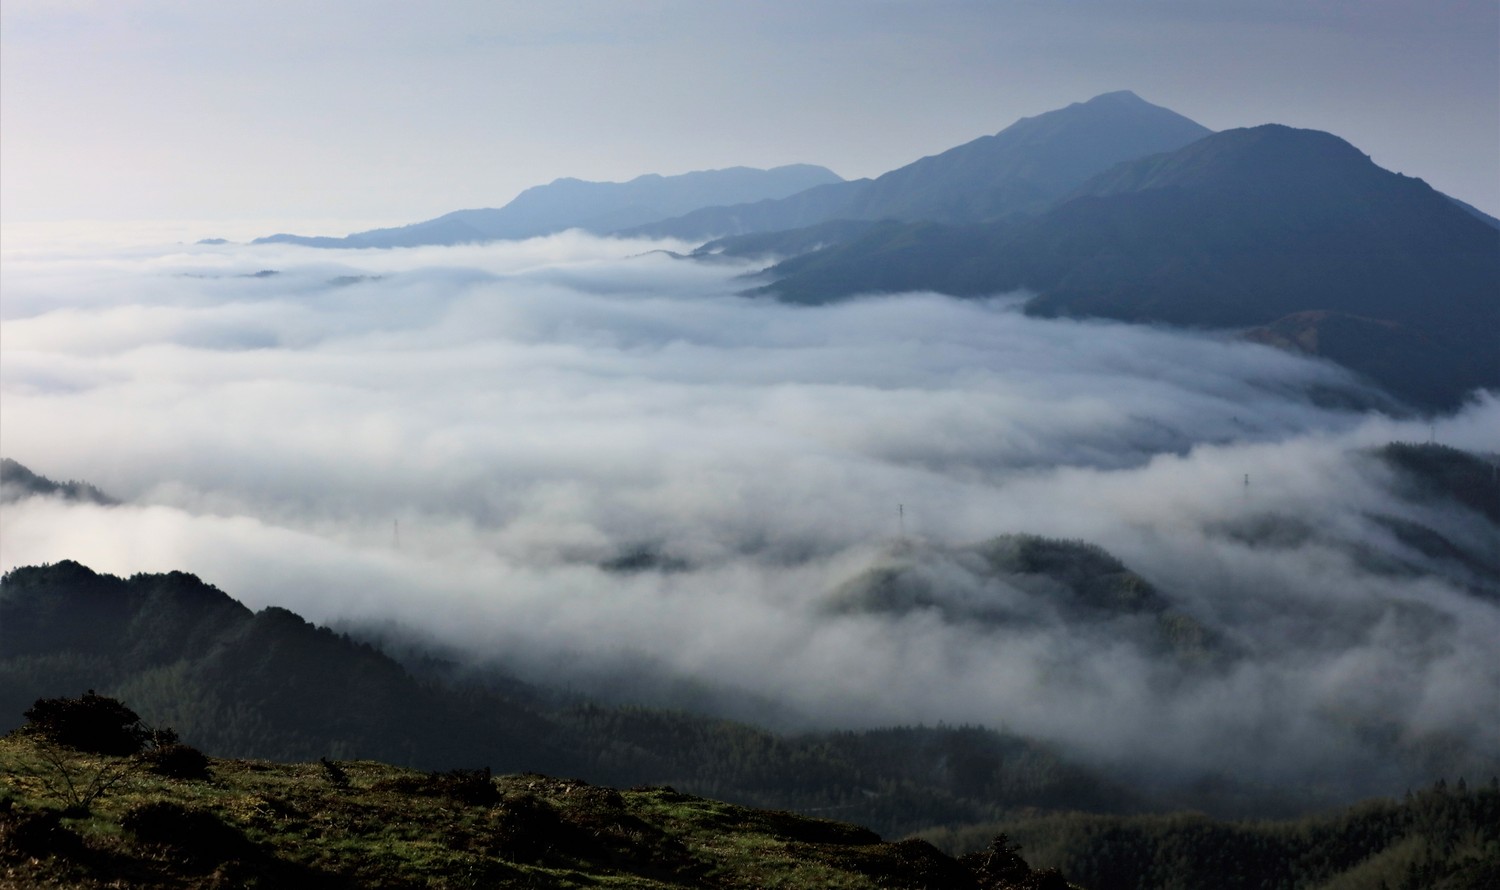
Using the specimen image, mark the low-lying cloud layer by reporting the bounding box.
[3,228,1497,796]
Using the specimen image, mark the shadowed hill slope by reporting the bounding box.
[0,561,1137,838]
[763,125,1500,408]
[922,781,1500,890]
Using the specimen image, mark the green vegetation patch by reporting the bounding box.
[1,732,1071,888]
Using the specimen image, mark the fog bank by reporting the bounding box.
[3,230,1496,793]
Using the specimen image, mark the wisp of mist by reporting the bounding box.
[3,229,1497,794]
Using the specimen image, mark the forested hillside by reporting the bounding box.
[0,561,1136,839]
[0,459,115,506]
[921,781,1500,890]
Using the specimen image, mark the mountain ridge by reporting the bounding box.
[254,164,843,249]
[626,90,1213,240]
[1,458,117,506]
[761,124,1500,408]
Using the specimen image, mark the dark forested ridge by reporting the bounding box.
[828,534,1231,671]
[761,125,1499,409]
[1375,442,1500,525]
[921,781,1500,890]
[0,561,567,775]
[0,561,1140,839]
[0,459,116,506]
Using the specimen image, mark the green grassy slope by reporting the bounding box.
[0,732,1069,889]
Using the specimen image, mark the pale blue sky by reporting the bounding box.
[3,0,1495,223]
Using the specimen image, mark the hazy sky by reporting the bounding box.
[3,0,1496,225]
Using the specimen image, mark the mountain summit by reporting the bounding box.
[255,92,1206,248]
[626,90,1211,239]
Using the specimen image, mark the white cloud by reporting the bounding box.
[3,231,1497,793]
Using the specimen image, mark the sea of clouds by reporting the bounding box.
[3,226,1497,794]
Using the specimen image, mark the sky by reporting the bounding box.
[2,0,1496,226]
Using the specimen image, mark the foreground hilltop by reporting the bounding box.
[0,555,1141,837]
[3,709,1495,889]
[0,721,1065,889]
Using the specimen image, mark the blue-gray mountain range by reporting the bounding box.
[757,123,1499,409]
[249,90,1496,409]
[254,164,843,249]
[626,90,1212,239]
[255,91,1214,249]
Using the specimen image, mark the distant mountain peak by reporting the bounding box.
[1078,89,1147,104]
[629,92,1210,240]
[1013,89,1189,126]
[1074,122,1393,200]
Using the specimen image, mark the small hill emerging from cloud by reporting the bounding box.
[828,534,1230,671]
[0,459,116,506]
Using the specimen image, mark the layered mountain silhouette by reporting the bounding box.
[243,91,1495,407]
[255,164,842,248]
[253,91,1209,249]
[761,125,1500,408]
[629,90,1212,239]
